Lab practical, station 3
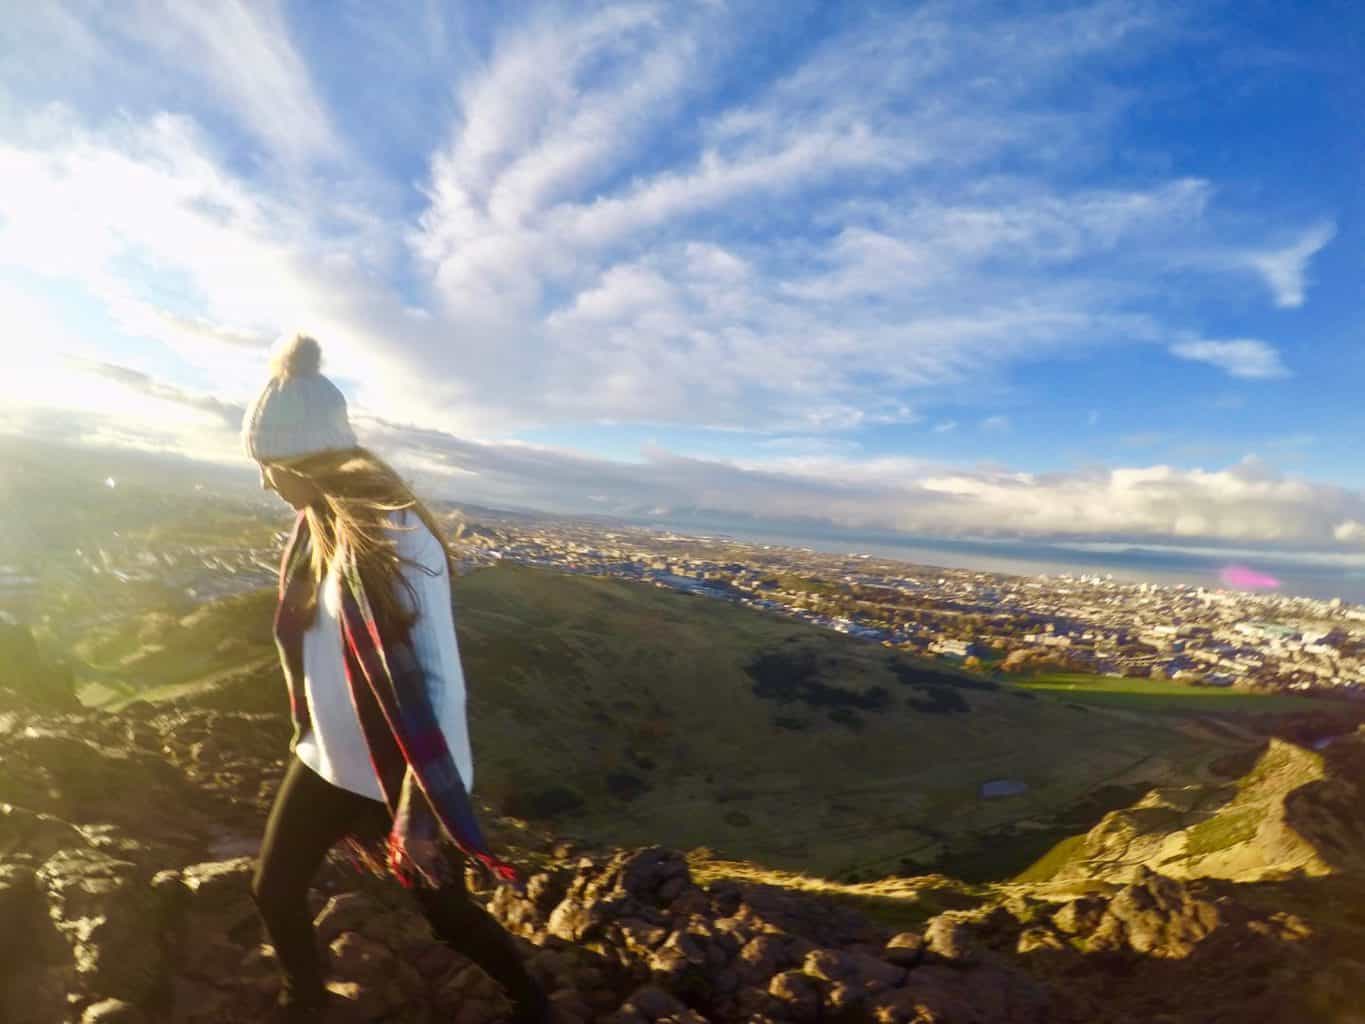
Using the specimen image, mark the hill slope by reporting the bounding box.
[110,561,1266,882]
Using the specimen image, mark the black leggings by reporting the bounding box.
[250,755,540,1007]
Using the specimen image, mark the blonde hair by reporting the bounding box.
[271,446,454,636]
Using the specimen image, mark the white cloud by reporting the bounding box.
[364,419,1365,551]
[1246,221,1336,308]
[1334,521,1365,544]
[0,1,1339,452]
[1169,338,1289,379]
[13,359,1365,554]
[116,0,340,165]
[980,415,1010,432]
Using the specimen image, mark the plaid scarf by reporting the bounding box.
[272,509,525,895]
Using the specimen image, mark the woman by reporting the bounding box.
[241,334,552,1023]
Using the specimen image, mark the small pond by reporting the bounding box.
[980,779,1029,799]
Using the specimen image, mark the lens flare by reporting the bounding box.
[1219,564,1281,590]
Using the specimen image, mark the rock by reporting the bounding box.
[359,905,432,955]
[624,983,688,1019]
[329,930,397,979]
[768,969,822,1022]
[80,999,146,1023]
[1051,895,1106,936]
[870,963,1051,1023]
[37,845,166,1004]
[735,984,781,1018]
[648,926,714,1003]
[165,975,235,1024]
[801,947,906,988]
[326,977,391,1021]
[922,912,979,965]
[180,857,255,911]
[713,964,740,996]
[149,868,190,933]
[0,862,43,960]
[1015,926,1068,954]
[656,875,686,902]
[826,980,868,1017]
[315,890,378,945]
[617,915,670,953]
[883,931,925,967]
[710,914,752,953]
[1086,867,1220,958]
[667,887,709,917]
[525,867,573,917]
[735,933,789,987]
[413,942,463,980]
[179,934,249,982]
[0,802,86,862]
[0,860,71,1024]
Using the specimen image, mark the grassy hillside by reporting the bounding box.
[79,588,279,707]
[88,560,1342,882]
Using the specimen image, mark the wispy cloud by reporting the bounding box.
[68,357,246,430]
[0,0,1353,552]
[1169,338,1290,379]
[117,0,340,165]
[1245,221,1337,308]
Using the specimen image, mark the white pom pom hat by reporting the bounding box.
[240,334,358,462]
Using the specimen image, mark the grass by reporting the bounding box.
[80,561,1282,884]
[1005,672,1345,713]
[1013,833,1089,883]
[1183,807,1262,856]
[72,588,277,702]
[684,846,989,932]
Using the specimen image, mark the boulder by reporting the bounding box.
[882,931,925,967]
[1084,867,1220,958]
[38,845,166,1005]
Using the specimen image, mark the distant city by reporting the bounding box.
[440,509,1365,700]
[5,493,1361,702]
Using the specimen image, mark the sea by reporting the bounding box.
[644,516,1365,607]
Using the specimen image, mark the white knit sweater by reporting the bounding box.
[293,508,473,800]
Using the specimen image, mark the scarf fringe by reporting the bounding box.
[340,832,524,895]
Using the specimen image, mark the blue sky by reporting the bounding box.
[1,1,1363,552]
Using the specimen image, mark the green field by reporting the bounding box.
[1005,672,1345,713]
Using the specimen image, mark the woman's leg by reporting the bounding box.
[408,852,548,1018]
[250,756,389,1006]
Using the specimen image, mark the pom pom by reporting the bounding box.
[270,334,322,379]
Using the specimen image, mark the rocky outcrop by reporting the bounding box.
[4,694,1365,1021]
[1040,732,1365,886]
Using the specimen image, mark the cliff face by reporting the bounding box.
[3,691,1365,1023]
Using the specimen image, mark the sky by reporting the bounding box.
[1,0,1362,557]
